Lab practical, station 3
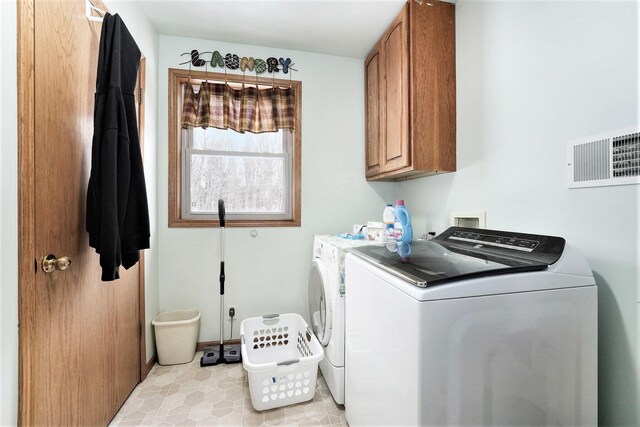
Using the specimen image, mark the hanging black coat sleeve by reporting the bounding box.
[100,91,131,281]
[87,13,150,281]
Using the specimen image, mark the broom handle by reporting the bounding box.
[219,199,226,355]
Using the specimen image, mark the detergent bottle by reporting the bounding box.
[394,199,413,243]
[383,204,395,238]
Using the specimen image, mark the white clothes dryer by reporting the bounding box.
[308,235,373,404]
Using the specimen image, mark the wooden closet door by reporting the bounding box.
[365,44,382,177]
[20,0,141,424]
[382,5,410,172]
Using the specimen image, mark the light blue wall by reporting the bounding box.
[157,35,396,342]
[398,1,639,425]
[0,0,19,424]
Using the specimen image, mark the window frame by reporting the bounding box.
[168,68,302,227]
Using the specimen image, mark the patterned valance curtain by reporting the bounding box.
[181,82,296,133]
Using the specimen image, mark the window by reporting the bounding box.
[168,68,301,227]
[183,127,292,220]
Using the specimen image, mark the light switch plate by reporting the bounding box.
[449,211,486,229]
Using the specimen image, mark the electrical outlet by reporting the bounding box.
[228,306,237,319]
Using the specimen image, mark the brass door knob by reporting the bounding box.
[42,254,72,273]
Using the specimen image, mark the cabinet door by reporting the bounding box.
[382,5,410,172]
[365,45,382,177]
[409,0,456,173]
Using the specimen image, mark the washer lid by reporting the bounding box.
[350,227,566,288]
[308,259,332,346]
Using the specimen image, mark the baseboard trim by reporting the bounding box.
[197,339,241,352]
[142,353,157,380]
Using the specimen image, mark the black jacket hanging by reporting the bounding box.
[87,13,150,281]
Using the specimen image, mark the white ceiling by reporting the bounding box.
[138,0,409,59]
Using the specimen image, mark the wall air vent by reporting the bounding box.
[567,127,640,188]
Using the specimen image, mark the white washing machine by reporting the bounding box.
[308,235,373,405]
[345,227,597,426]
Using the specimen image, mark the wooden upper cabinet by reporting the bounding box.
[365,46,382,177]
[381,6,410,173]
[364,1,456,181]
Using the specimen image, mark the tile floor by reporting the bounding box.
[110,352,346,426]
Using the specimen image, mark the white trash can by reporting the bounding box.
[152,309,201,365]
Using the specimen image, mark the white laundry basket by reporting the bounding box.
[241,313,324,411]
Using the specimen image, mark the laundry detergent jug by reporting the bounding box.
[394,200,413,243]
